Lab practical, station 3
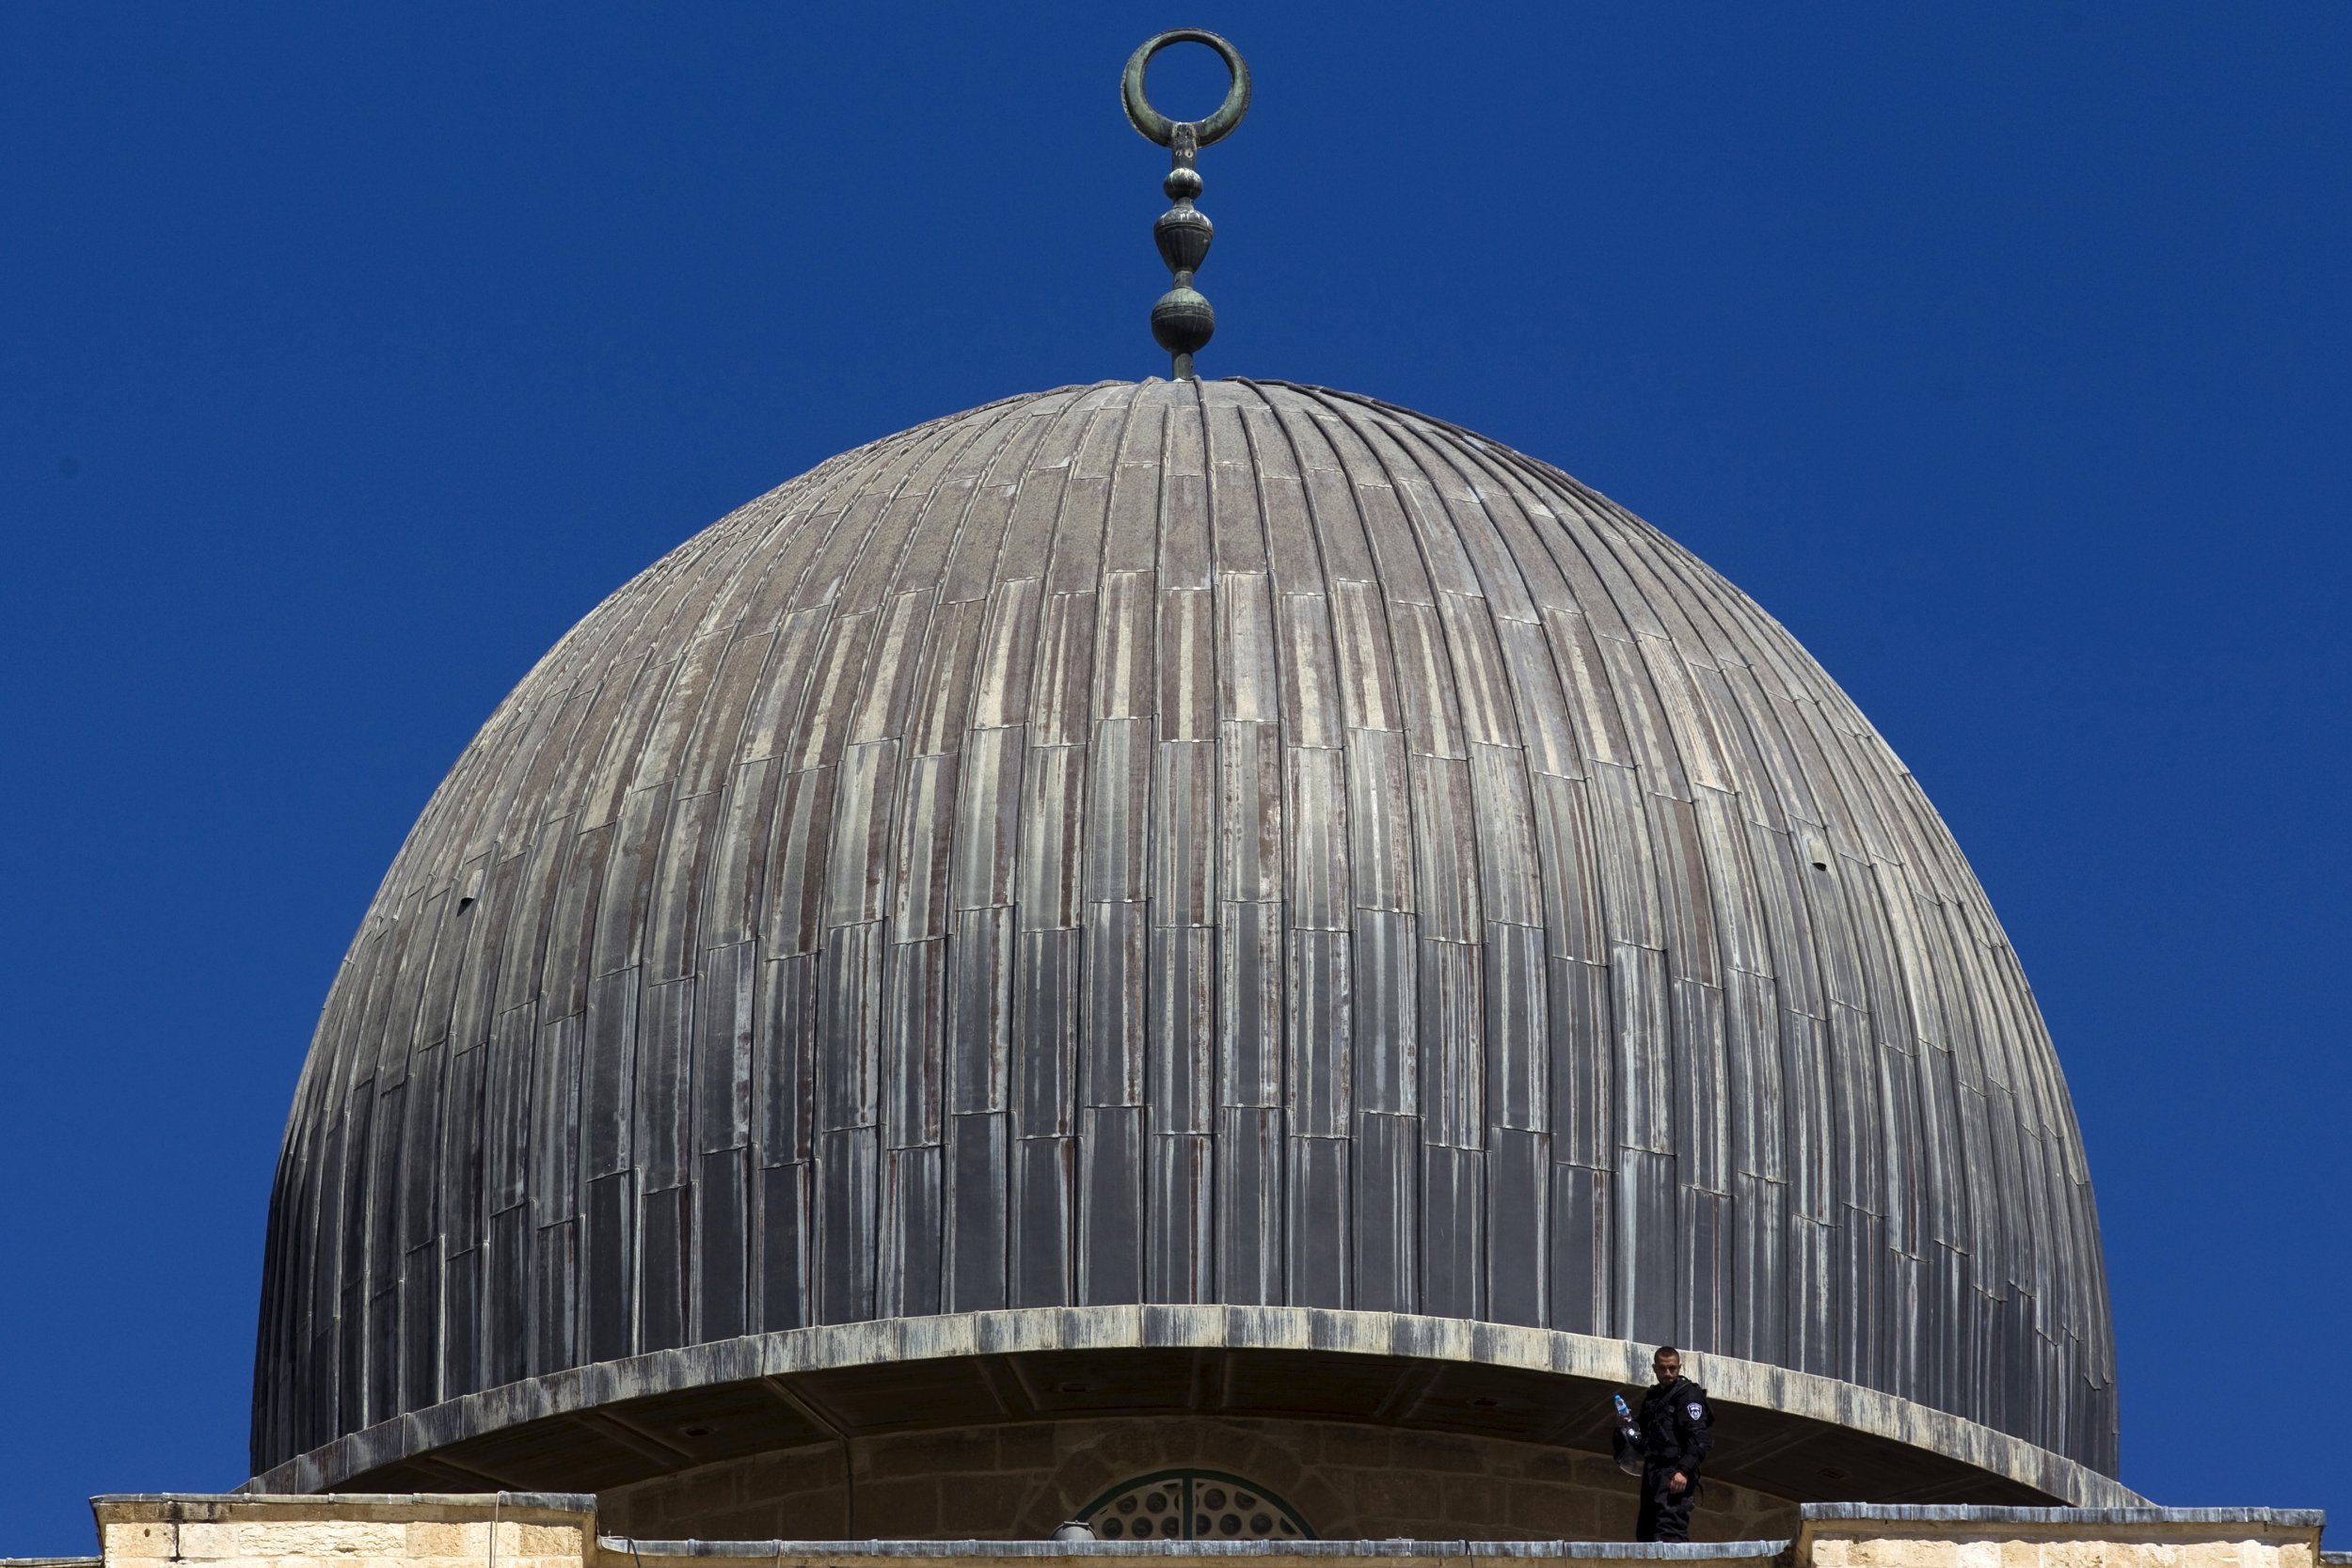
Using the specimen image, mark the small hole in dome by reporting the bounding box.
[1470,1395,1499,1408]
[1057,1380,1094,1393]
[1818,1467,1849,1481]
[680,1424,715,1438]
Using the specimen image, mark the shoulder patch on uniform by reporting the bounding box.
[1687,1402,1704,1420]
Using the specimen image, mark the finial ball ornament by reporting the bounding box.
[1150,285,1216,355]
[1125,31,1249,378]
[1121,29,1252,147]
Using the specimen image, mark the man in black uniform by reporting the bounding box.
[1621,1346,1712,1543]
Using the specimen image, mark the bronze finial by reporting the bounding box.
[1121,30,1251,381]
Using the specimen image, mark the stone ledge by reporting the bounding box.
[1792,1499,2324,1568]
[93,1495,596,1523]
[1799,1507,2324,1528]
[27,1494,2330,1568]
[87,1493,600,1568]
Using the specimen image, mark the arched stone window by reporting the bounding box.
[1080,1469,1312,1541]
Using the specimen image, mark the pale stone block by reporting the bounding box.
[509,1526,583,1557]
[2040,1536,2121,1568]
[405,1522,482,1557]
[103,1523,181,1560]
[1957,1538,2005,1568]
[238,1523,408,1558]
[165,1524,239,1560]
[1862,1538,1963,1568]
[2201,1542,2269,1568]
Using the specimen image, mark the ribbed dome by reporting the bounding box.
[251,379,2116,1484]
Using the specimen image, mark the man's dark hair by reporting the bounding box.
[1654,1345,1681,1360]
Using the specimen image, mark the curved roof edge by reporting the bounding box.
[244,1307,2137,1508]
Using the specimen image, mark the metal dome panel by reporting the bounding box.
[250,379,2117,1485]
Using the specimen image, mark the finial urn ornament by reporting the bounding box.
[1121,30,1251,379]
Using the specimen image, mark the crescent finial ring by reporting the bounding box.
[1120,29,1252,149]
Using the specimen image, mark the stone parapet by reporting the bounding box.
[14,1494,2326,1568]
[607,1545,1789,1564]
[87,1496,595,1568]
[1795,1504,2324,1568]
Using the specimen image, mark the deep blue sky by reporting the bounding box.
[4,2,2347,1553]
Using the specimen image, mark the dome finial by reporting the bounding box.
[1121,30,1251,381]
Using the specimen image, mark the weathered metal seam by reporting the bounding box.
[1424,435,1692,824]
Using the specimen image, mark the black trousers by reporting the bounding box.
[1635,1465,1698,1543]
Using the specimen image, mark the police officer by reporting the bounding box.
[1615,1345,1713,1543]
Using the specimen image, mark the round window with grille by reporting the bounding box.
[1079,1470,1311,1542]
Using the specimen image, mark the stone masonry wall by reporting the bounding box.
[597,1417,1797,1543]
[88,1497,590,1568]
[8,1494,2324,1568]
[1796,1507,2325,1568]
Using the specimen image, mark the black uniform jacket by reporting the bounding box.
[1636,1376,1714,1476]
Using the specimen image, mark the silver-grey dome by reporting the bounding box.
[251,378,2117,1485]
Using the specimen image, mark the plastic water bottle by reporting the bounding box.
[1610,1392,1643,1476]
